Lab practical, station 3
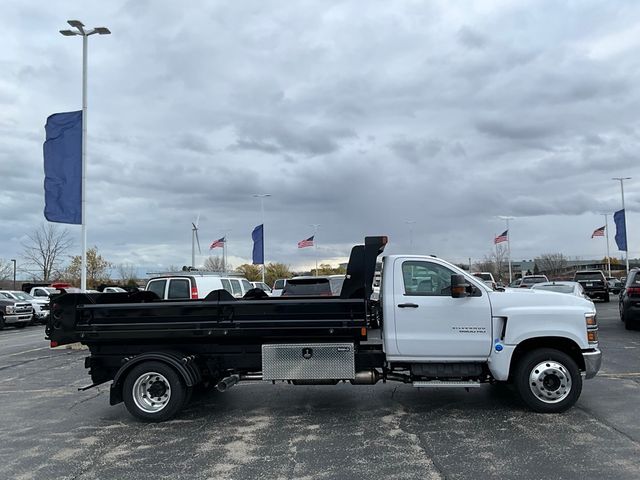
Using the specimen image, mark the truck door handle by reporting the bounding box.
[398,303,419,308]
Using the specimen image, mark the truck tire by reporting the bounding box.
[514,348,582,413]
[603,293,610,303]
[0,314,5,330]
[122,361,187,422]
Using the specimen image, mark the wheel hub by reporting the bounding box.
[132,372,172,413]
[529,361,572,404]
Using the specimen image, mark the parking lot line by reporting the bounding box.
[4,346,50,357]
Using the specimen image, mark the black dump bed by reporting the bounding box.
[47,236,387,347]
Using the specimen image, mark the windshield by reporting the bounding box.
[575,272,604,281]
[12,292,33,300]
[473,273,492,281]
[282,279,332,296]
[522,277,547,285]
[534,285,574,294]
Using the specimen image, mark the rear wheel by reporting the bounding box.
[514,348,582,413]
[123,361,187,422]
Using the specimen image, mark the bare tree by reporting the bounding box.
[535,253,568,278]
[203,256,227,272]
[473,245,509,282]
[0,258,12,281]
[117,263,138,283]
[22,224,73,281]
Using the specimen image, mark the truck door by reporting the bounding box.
[393,258,492,360]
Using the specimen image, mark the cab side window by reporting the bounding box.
[221,279,233,295]
[147,280,166,299]
[168,279,190,299]
[402,261,455,296]
[230,279,242,297]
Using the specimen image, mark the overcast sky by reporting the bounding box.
[2,0,640,275]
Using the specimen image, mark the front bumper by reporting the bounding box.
[4,314,32,325]
[583,348,602,379]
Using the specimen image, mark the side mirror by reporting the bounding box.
[451,274,470,298]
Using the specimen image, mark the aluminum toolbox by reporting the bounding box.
[262,343,355,380]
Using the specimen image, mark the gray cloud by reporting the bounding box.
[1,0,640,274]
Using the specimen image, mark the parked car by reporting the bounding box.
[0,290,49,324]
[573,270,609,302]
[0,293,33,329]
[271,279,288,297]
[531,282,592,302]
[145,273,254,300]
[251,282,272,295]
[472,272,497,290]
[508,278,522,288]
[282,275,345,296]
[28,286,62,299]
[607,277,623,295]
[102,286,127,293]
[519,275,549,288]
[619,269,640,330]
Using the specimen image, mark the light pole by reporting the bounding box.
[612,177,632,274]
[11,259,16,290]
[404,220,416,253]
[60,20,111,291]
[602,213,611,277]
[310,224,320,276]
[252,194,271,283]
[498,216,515,283]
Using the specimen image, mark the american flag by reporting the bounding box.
[209,237,225,249]
[298,235,314,248]
[591,226,605,238]
[494,230,508,244]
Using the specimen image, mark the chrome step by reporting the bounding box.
[412,380,481,388]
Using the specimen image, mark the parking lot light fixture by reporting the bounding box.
[612,177,632,274]
[59,20,110,291]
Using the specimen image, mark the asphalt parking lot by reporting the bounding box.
[1,299,640,480]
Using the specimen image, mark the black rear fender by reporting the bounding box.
[109,352,201,405]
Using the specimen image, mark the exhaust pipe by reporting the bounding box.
[216,374,240,392]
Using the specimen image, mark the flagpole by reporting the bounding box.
[499,216,514,283]
[613,177,631,274]
[603,214,611,277]
[310,224,320,276]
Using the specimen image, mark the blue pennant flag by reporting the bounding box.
[614,209,627,252]
[252,224,264,264]
[43,111,82,224]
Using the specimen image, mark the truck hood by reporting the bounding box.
[489,288,594,312]
[487,287,595,350]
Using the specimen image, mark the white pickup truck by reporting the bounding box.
[48,236,601,421]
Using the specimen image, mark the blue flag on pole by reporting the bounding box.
[43,111,82,224]
[252,224,264,264]
[614,209,627,251]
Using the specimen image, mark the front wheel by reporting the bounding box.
[603,294,610,303]
[514,348,582,413]
[122,361,187,422]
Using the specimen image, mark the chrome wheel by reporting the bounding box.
[132,372,172,413]
[529,361,572,404]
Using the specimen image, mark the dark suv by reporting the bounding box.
[619,269,640,330]
[573,270,609,302]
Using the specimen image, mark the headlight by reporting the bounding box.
[5,305,14,314]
